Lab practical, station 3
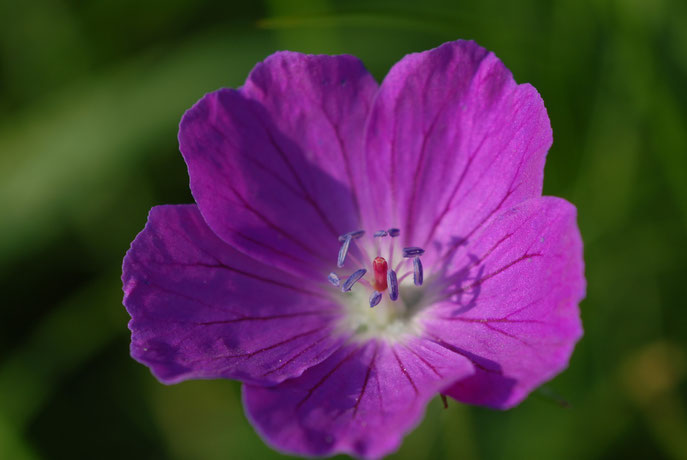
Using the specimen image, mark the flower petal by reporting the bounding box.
[243,338,474,459]
[243,52,378,222]
[362,40,551,265]
[178,52,377,278]
[122,205,347,385]
[423,197,585,409]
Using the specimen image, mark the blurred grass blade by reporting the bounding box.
[0,28,275,268]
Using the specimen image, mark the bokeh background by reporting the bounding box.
[2,0,687,459]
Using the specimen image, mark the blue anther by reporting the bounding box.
[374,230,388,237]
[337,235,352,267]
[342,268,367,292]
[369,290,382,308]
[387,269,399,301]
[338,230,365,242]
[388,228,400,237]
[413,257,423,286]
[403,246,425,258]
[327,272,340,287]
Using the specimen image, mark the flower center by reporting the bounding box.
[327,228,428,342]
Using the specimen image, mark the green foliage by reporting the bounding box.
[1,0,686,458]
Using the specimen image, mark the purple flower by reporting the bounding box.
[122,40,584,459]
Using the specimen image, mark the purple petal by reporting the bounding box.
[179,52,377,278]
[122,205,347,385]
[361,40,551,266]
[422,197,584,409]
[243,339,474,459]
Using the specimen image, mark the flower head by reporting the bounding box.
[122,40,585,459]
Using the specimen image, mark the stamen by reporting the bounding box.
[331,226,425,307]
[387,269,399,301]
[403,246,425,258]
[413,257,423,286]
[369,290,382,308]
[337,235,352,268]
[327,272,340,287]
[388,229,399,267]
[342,268,367,292]
[338,230,365,242]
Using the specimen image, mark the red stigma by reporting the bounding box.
[373,257,388,291]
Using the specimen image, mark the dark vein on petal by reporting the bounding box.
[427,336,500,375]
[404,344,443,378]
[262,334,332,377]
[263,127,340,239]
[297,347,361,409]
[405,71,465,243]
[445,117,528,220]
[173,203,319,279]
[232,228,322,267]
[144,280,228,313]
[438,231,515,289]
[244,154,309,201]
[158,262,328,299]
[322,111,363,224]
[226,181,328,262]
[440,186,517,265]
[202,327,323,361]
[285,77,366,226]
[446,253,541,297]
[436,206,541,293]
[201,122,330,261]
[421,81,522,248]
[232,89,357,239]
[373,348,384,415]
[208,121,309,204]
[389,93,401,224]
[473,232,514,266]
[482,322,537,348]
[353,343,379,417]
[435,295,547,323]
[427,94,533,256]
[438,317,546,325]
[422,132,486,247]
[504,296,545,319]
[392,348,419,394]
[172,221,315,281]
[480,323,547,362]
[195,311,337,326]
[443,95,531,220]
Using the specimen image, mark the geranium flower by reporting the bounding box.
[122,40,584,459]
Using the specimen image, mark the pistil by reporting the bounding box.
[372,257,388,291]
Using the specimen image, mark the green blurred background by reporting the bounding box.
[1,0,686,458]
